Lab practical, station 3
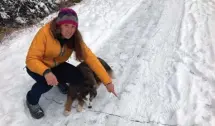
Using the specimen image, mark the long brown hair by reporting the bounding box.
[50,18,84,61]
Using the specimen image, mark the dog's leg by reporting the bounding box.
[77,99,84,112]
[88,99,93,109]
[88,94,93,109]
[64,95,73,116]
[88,87,97,108]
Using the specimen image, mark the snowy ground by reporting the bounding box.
[0,0,215,125]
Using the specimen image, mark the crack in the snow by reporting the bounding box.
[43,96,178,126]
[87,109,179,126]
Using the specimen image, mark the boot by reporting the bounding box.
[26,100,44,119]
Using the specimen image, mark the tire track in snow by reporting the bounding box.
[93,0,185,125]
[93,1,165,124]
[177,0,215,125]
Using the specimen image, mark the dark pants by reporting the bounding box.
[26,62,84,105]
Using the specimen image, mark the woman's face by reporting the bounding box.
[60,24,76,39]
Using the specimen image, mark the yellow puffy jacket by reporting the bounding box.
[26,22,111,85]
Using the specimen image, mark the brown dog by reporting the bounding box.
[64,57,114,116]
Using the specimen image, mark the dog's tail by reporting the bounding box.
[97,57,112,71]
[97,57,115,79]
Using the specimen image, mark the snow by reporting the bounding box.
[0,0,59,27]
[38,2,50,14]
[15,17,27,24]
[0,0,215,126]
[0,12,10,19]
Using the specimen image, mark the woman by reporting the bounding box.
[25,8,116,119]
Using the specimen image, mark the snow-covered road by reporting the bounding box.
[0,0,215,126]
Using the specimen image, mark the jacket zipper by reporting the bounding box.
[60,45,65,56]
[53,45,65,67]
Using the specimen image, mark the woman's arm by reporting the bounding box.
[81,42,118,97]
[80,42,112,85]
[26,28,49,76]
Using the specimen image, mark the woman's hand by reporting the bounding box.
[44,72,59,86]
[105,83,118,97]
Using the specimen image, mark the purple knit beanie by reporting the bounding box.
[56,8,78,27]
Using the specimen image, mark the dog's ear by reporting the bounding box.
[84,85,94,92]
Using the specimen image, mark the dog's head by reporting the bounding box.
[80,84,97,99]
[81,84,97,109]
